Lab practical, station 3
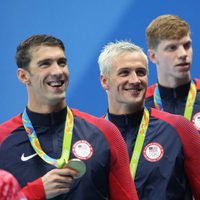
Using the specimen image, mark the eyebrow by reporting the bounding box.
[37,58,52,66]
[59,57,67,62]
[117,66,147,72]
[165,38,192,46]
[37,57,67,66]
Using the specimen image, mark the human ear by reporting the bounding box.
[100,75,109,90]
[17,68,31,85]
[148,49,158,64]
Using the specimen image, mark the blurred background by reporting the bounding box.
[0,0,199,123]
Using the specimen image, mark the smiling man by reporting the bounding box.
[98,40,200,199]
[0,35,138,200]
[100,49,148,115]
[145,14,200,131]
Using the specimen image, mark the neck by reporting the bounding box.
[108,101,145,115]
[157,74,191,88]
[27,100,67,114]
[107,108,144,128]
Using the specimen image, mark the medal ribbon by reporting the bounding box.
[154,80,197,120]
[129,108,149,179]
[153,83,163,111]
[105,108,149,179]
[22,106,74,168]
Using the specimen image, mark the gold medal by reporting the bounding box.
[66,158,86,179]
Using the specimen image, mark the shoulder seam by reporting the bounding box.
[0,114,22,144]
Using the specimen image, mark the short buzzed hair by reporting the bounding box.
[98,40,148,77]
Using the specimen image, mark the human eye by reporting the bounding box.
[136,68,147,76]
[166,44,177,52]
[183,41,191,50]
[58,58,67,67]
[118,69,129,77]
[38,60,51,68]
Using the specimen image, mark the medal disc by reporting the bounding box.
[66,158,86,179]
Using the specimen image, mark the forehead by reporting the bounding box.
[112,51,147,69]
[29,45,65,61]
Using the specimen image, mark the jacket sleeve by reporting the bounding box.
[22,178,45,200]
[176,118,200,199]
[154,110,200,199]
[99,119,138,200]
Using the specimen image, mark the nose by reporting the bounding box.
[51,63,63,75]
[178,46,187,60]
[129,72,140,84]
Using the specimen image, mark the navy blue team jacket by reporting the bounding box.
[145,79,200,131]
[0,107,137,200]
[106,108,200,199]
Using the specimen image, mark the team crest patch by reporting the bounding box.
[72,140,93,160]
[192,112,200,131]
[143,142,164,162]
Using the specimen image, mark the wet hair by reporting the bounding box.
[98,40,148,77]
[16,34,65,69]
[146,14,190,50]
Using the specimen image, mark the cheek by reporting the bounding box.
[189,50,193,58]
[64,70,69,75]
[109,80,121,92]
[116,80,126,89]
[33,75,47,88]
[63,67,69,75]
[157,53,170,64]
[160,56,168,63]
[158,57,170,68]
[141,76,148,86]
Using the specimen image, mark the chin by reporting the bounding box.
[126,98,142,106]
[49,96,66,105]
[131,97,144,107]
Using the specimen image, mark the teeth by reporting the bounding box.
[48,81,63,87]
[126,88,140,91]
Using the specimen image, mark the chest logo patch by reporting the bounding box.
[72,140,93,160]
[192,112,200,131]
[143,142,164,162]
[21,153,37,161]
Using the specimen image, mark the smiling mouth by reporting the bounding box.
[125,87,142,91]
[124,88,143,95]
[47,80,65,87]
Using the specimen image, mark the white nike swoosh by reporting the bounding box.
[21,153,38,161]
